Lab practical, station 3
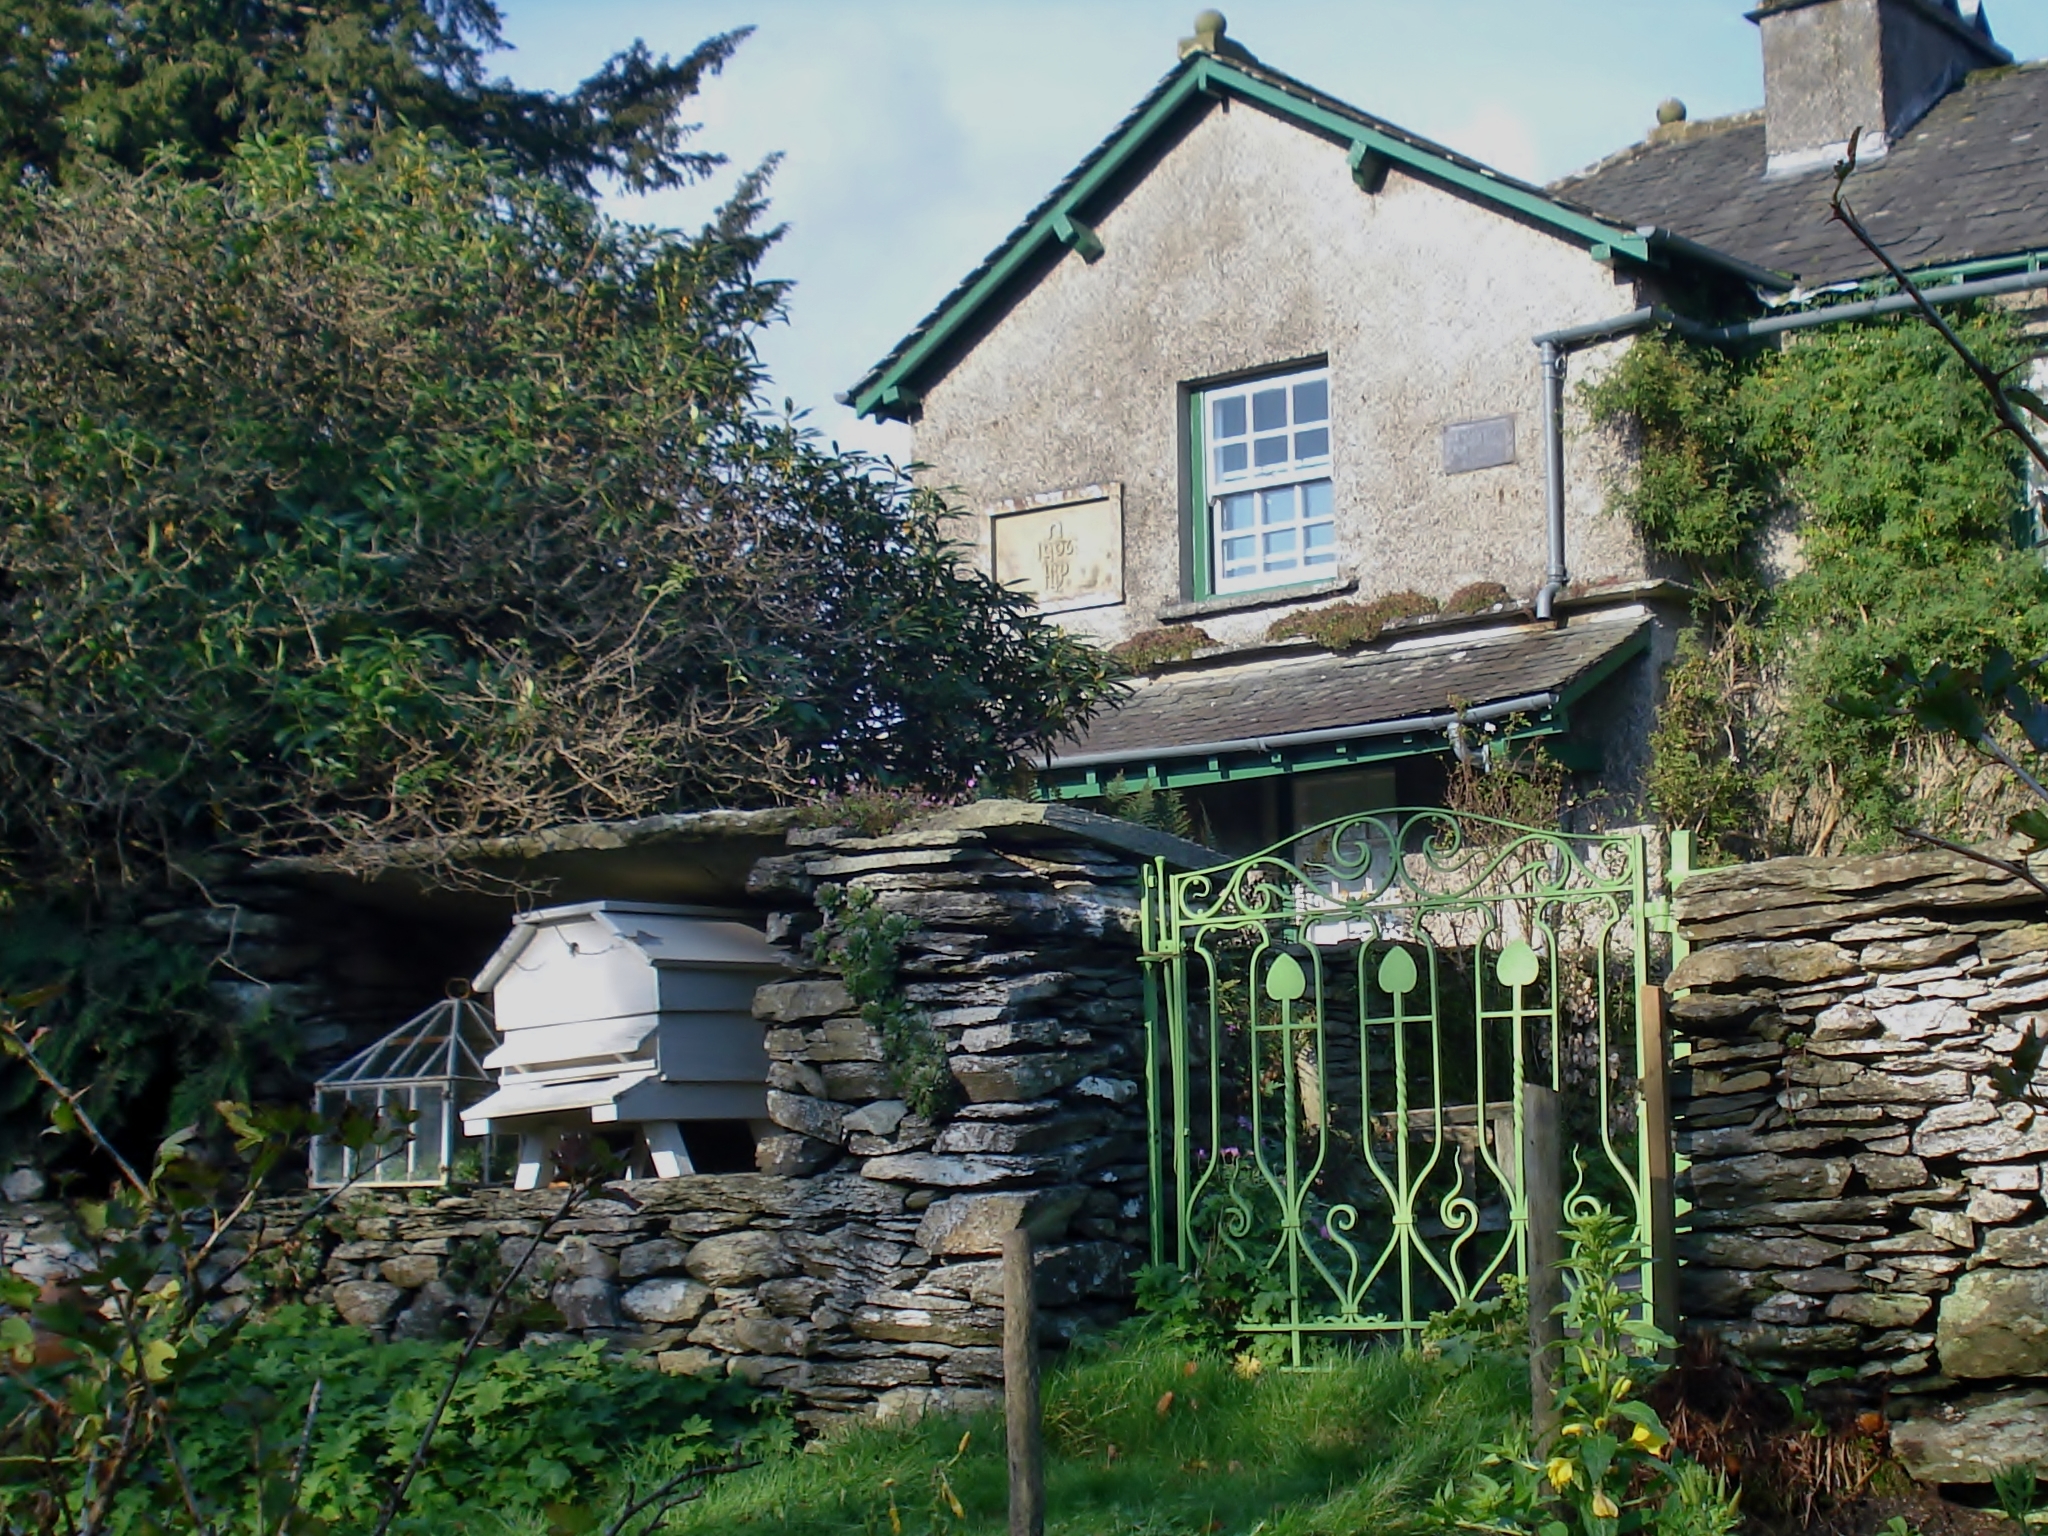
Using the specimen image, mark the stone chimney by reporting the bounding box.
[1749,0,2010,176]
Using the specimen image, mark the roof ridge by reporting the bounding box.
[1551,108,1765,193]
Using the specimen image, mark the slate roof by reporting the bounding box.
[1050,616,1649,768]
[1554,61,2048,287]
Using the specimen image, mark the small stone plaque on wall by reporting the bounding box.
[1442,415,1516,475]
[990,484,1123,614]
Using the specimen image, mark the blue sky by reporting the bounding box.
[494,2,2048,460]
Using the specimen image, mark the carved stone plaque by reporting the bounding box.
[990,486,1123,614]
[1442,415,1516,475]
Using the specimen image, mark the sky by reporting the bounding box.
[493,1,2048,462]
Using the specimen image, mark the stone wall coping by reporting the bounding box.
[906,800,1217,870]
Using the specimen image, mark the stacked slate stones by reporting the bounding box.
[300,800,1212,1428]
[1668,846,2048,1479]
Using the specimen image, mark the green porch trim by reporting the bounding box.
[1038,708,1570,799]
[847,54,1754,420]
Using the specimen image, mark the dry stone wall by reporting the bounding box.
[1,802,1202,1429]
[1669,846,2048,1480]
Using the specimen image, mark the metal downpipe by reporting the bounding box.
[1535,340,1570,620]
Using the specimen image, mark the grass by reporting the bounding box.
[669,1335,1525,1536]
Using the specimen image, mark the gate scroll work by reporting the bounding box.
[1140,809,1664,1362]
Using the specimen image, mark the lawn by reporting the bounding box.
[672,1337,1524,1536]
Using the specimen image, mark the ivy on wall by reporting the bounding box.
[1585,309,2048,858]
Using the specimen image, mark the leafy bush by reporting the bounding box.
[1583,313,2048,854]
[0,133,1116,893]
[1266,592,1440,650]
[122,1308,777,1533]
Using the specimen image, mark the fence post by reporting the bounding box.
[1003,1227,1044,1536]
[1640,984,1679,1343]
[1523,1081,1563,1450]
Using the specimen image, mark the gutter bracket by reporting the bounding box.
[1052,211,1105,264]
[1348,142,1391,195]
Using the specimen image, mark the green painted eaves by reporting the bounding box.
[846,53,1762,422]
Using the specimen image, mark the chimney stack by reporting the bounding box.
[1749,0,2009,177]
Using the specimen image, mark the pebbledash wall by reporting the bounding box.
[1669,845,2048,1481]
[1,802,1202,1429]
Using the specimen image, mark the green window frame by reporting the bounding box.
[1188,364,1336,598]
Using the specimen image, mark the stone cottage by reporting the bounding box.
[846,1,2048,850]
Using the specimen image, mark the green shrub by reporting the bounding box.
[85,1306,779,1534]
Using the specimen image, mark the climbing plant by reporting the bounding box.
[1584,308,2048,858]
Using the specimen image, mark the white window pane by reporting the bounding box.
[1219,493,1256,530]
[1252,387,1288,432]
[1305,521,1335,550]
[1253,434,1289,469]
[1215,441,1248,477]
[1294,427,1329,461]
[1302,479,1333,517]
[1212,395,1246,438]
[1264,529,1297,558]
[1261,486,1296,524]
[1293,378,1329,423]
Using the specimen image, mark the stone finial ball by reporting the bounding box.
[1195,9,1227,35]
[1656,98,1689,125]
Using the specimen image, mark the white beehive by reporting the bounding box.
[460,901,784,1186]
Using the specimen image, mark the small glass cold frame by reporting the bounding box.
[310,996,500,1187]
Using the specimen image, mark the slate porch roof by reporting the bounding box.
[1048,614,1650,771]
[1554,61,2048,288]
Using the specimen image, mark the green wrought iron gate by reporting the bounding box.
[1140,809,1656,1360]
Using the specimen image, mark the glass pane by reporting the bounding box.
[1294,427,1330,461]
[411,1092,446,1180]
[1215,441,1248,477]
[1252,388,1288,432]
[1261,486,1296,525]
[1253,434,1289,468]
[1222,538,1256,576]
[1302,479,1334,518]
[1212,395,1245,439]
[1293,378,1329,423]
[1219,493,1255,531]
[1305,522,1336,550]
[1263,529,1298,558]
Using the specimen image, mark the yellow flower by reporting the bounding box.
[1560,1422,1587,1437]
[1629,1422,1667,1453]
[1614,1377,1632,1400]
[1546,1457,1576,1492]
[1592,1490,1619,1519]
[1232,1352,1264,1380]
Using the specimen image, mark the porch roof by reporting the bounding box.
[1039,612,1650,798]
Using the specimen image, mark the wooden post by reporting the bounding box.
[1523,1082,1563,1450]
[1640,984,1679,1343]
[1003,1227,1044,1536]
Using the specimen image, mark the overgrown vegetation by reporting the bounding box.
[1446,580,1516,616]
[1266,592,1441,650]
[1584,310,2048,858]
[1109,624,1214,671]
[813,886,955,1120]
